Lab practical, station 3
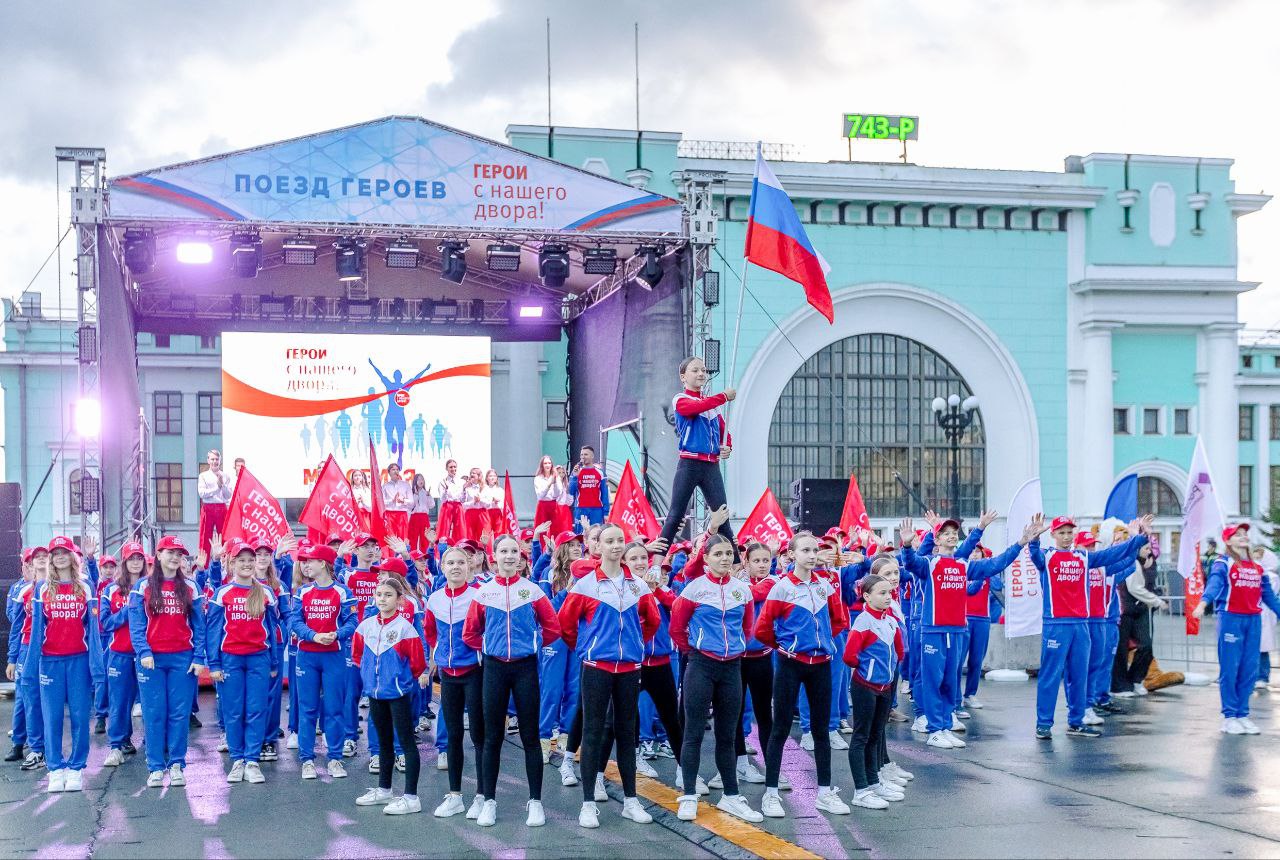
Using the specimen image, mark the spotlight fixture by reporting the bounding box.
[514,302,546,321]
[175,241,213,264]
[703,338,722,375]
[334,238,366,282]
[439,241,467,284]
[282,237,317,266]
[385,239,420,269]
[485,243,521,272]
[345,298,375,321]
[582,247,618,275]
[123,229,155,275]
[230,232,262,278]
[433,298,460,321]
[76,325,97,364]
[634,245,663,291]
[260,295,289,318]
[702,270,721,306]
[538,243,570,288]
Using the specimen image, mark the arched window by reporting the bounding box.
[1137,476,1181,517]
[768,334,985,517]
[68,468,83,517]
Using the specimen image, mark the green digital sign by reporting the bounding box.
[843,113,918,141]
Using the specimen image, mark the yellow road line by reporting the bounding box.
[604,762,821,860]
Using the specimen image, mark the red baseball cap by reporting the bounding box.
[99,554,118,567]
[1073,531,1098,549]
[21,547,35,563]
[409,549,426,561]
[156,535,188,554]
[225,539,254,558]
[1050,516,1076,533]
[933,518,961,535]
[554,531,583,549]
[326,532,343,545]
[353,532,377,546]
[458,539,482,554]
[48,536,77,554]
[1222,522,1250,543]
[120,541,145,560]
[252,536,275,552]
[299,544,338,565]
[519,527,535,542]
[373,557,408,577]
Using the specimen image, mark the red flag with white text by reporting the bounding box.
[607,462,660,541]
[1186,546,1205,636]
[221,467,291,546]
[502,471,519,536]
[299,455,362,542]
[737,488,793,546]
[839,474,871,534]
[368,440,388,542]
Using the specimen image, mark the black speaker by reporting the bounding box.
[789,478,847,534]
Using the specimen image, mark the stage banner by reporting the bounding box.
[222,467,290,546]
[299,455,362,542]
[1003,477,1043,639]
[737,488,794,546]
[108,116,682,234]
[221,331,490,498]
[502,472,519,536]
[607,461,660,541]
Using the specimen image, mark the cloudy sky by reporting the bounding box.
[3,0,1277,326]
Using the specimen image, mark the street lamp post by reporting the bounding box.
[931,394,979,517]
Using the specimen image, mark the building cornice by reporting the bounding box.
[0,352,220,369]
[1070,279,1258,296]
[1081,153,1235,168]
[1224,193,1271,217]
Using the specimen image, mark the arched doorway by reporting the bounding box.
[768,334,985,517]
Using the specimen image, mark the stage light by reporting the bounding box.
[702,270,721,306]
[516,303,545,320]
[634,245,663,291]
[77,474,101,514]
[385,239,420,269]
[703,338,722,375]
[335,238,366,282]
[539,243,570,288]
[123,229,154,275]
[440,241,467,284]
[230,232,261,278]
[260,295,289,318]
[434,299,460,321]
[282,237,317,266]
[582,248,618,275]
[176,241,213,264]
[76,325,97,365]
[486,243,521,272]
[169,295,197,314]
[73,398,101,439]
[390,298,406,320]
[345,298,375,321]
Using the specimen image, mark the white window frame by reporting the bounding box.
[1113,405,1134,436]
[1140,405,1164,436]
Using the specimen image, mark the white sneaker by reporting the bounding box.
[677,795,698,821]
[146,770,165,788]
[227,760,246,783]
[829,733,849,750]
[839,718,853,735]
[104,748,125,767]
[816,786,851,814]
[417,715,432,733]
[327,760,347,778]
[716,794,764,823]
[359,696,370,709]
[476,799,497,827]
[244,762,265,784]
[559,756,579,786]
[964,696,984,709]
[1134,684,1149,696]
[466,794,485,820]
[778,772,792,791]
[436,750,448,771]
[286,732,299,750]
[911,716,929,734]
[526,799,546,827]
[217,734,229,752]
[47,769,66,793]
[368,758,380,774]
[879,770,908,788]
[696,775,710,796]
[356,786,393,806]
[578,801,600,828]
[707,772,723,790]
[167,764,185,787]
[395,754,406,773]
[852,787,889,809]
[926,731,955,749]
[1255,680,1268,690]
[342,739,356,758]
[132,703,143,718]
[944,730,967,748]
[1082,708,1104,726]
[886,761,914,781]
[63,770,84,792]
[800,732,815,751]
[594,773,608,802]
[301,761,317,780]
[736,760,766,784]
[636,753,658,778]
[950,715,966,732]
[1113,689,1136,698]
[384,795,422,815]
[873,782,905,802]
[1238,717,1261,735]
[621,797,653,823]
[761,792,786,818]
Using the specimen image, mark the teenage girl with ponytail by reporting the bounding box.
[100,543,145,767]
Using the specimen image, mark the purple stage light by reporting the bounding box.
[517,304,544,319]
[73,398,101,438]
[176,241,213,264]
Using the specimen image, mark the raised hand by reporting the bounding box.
[1022,513,1048,543]
[82,535,98,557]
[1129,514,1154,535]
[978,509,998,530]
[708,504,731,531]
[386,535,409,556]
[209,531,224,559]
[923,509,940,528]
[898,517,914,546]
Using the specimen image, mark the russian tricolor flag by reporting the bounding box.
[744,146,834,322]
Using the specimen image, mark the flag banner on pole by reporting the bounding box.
[1104,473,1138,521]
[1003,477,1043,639]
[838,473,871,534]
[222,467,290,546]
[1177,435,1224,582]
[607,461,660,541]
[299,455,362,542]
[368,440,388,542]
[744,145,834,323]
[737,488,794,546]
[1185,547,1205,636]
[502,471,519,536]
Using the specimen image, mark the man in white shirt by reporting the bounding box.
[196,449,233,557]
[382,461,412,540]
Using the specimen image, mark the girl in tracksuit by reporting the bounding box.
[290,543,357,780]
[669,534,763,824]
[100,546,145,766]
[353,576,430,815]
[255,538,290,761]
[6,548,42,768]
[362,559,422,773]
[423,546,485,820]
[22,537,104,792]
[208,539,281,785]
[558,526,661,829]
[754,532,850,818]
[1193,522,1280,734]
[462,534,562,828]
[341,533,384,750]
[129,536,206,788]
[538,537,584,783]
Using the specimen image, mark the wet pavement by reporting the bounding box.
[1,674,1278,859]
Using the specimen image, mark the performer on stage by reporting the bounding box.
[570,448,609,528]
[381,463,412,540]
[435,460,466,545]
[533,456,562,531]
[196,450,232,558]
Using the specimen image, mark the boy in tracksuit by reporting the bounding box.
[1027,515,1150,739]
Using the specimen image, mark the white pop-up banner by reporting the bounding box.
[1003,477,1043,639]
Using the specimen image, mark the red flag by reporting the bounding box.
[839,473,871,534]
[502,472,520,536]
[737,488,793,546]
[368,440,388,542]
[607,461,660,541]
[221,466,290,545]
[299,455,362,542]
[1185,543,1205,636]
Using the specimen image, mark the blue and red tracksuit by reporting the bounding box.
[461,574,562,661]
[557,567,661,672]
[362,593,424,756]
[962,575,1002,700]
[1202,557,1280,718]
[22,582,104,773]
[290,582,357,762]
[207,583,281,764]
[1083,558,1140,708]
[352,614,428,699]
[6,581,40,754]
[739,575,774,739]
[537,584,581,741]
[341,567,381,743]
[99,583,139,751]
[641,581,683,744]
[842,606,905,690]
[93,577,111,722]
[569,465,610,527]
[783,569,848,733]
[424,582,481,755]
[128,576,206,772]
[1027,535,1146,729]
[668,572,755,660]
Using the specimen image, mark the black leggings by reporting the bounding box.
[766,657,831,789]
[735,654,774,758]
[440,668,484,794]
[659,458,737,552]
[848,682,891,790]
[369,694,419,795]
[593,662,683,776]
[580,666,640,800]
[481,656,542,801]
[681,652,742,797]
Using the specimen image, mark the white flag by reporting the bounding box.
[1177,435,1224,581]
[1003,477,1043,639]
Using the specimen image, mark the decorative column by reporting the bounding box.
[1201,323,1242,514]
[1078,321,1122,518]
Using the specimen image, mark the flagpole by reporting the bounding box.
[727,262,750,387]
